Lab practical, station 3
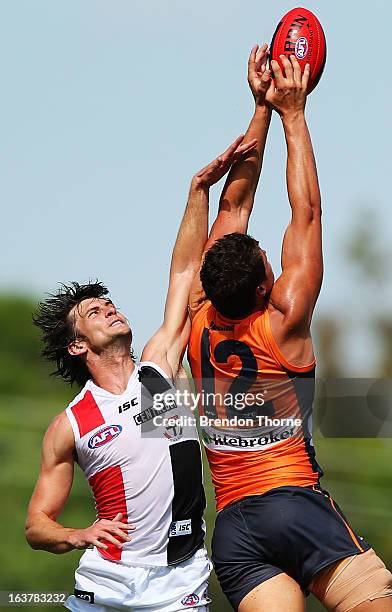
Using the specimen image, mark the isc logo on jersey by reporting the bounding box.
[88,425,122,449]
[169,519,192,538]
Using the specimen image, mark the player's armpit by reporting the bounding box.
[141,313,191,381]
[188,266,207,321]
[141,275,193,379]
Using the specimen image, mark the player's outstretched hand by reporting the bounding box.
[193,135,257,189]
[266,54,310,117]
[68,512,135,550]
[248,43,272,106]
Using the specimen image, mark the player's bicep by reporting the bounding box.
[272,215,323,327]
[163,271,192,330]
[281,212,322,272]
[208,207,249,246]
[27,415,75,522]
[29,462,74,522]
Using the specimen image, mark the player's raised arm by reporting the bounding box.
[188,45,271,317]
[141,136,257,377]
[267,54,322,332]
[208,44,271,243]
[26,413,134,554]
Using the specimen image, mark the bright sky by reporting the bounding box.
[1,0,391,370]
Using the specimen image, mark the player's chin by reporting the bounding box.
[111,322,132,338]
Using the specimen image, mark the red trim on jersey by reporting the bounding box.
[89,465,128,561]
[71,390,105,437]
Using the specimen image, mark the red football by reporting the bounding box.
[270,7,326,93]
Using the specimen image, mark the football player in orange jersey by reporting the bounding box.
[187,49,392,611]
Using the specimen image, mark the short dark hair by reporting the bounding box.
[200,233,266,318]
[33,281,110,387]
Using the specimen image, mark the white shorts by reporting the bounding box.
[64,547,211,612]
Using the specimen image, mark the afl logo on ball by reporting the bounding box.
[295,37,308,59]
[88,425,122,449]
[181,593,200,606]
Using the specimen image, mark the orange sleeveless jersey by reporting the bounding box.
[188,301,322,511]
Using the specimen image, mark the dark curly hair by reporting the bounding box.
[33,281,133,387]
[200,233,266,319]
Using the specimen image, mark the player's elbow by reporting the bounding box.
[310,196,322,217]
[25,523,40,550]
[229,195,255,224]
[173,263,200,281]
[304,199,321,224]
[25,513,46,551]
[27,539,41,550]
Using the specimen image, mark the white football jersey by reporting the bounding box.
[65,361,205,567]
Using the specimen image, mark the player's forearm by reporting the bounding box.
[170,181,209,274]
[282,112,321,218]
[26,512,78,554]
[218,105,271,217]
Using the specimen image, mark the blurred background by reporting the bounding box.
[1,1,391,610]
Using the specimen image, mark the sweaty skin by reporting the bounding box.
[189,52,320,612]
[237,54,321,612]
[189,52,392,612]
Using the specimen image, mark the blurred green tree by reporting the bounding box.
[0,294,73,402]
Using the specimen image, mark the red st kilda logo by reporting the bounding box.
[88,425,122,449]
[181,593,199,606]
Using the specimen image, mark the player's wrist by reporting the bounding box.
[65,528,83,550]
[281,110,306,126]
[254,102,271,115]
[190,176,209,194]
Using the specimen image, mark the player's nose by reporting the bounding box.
[105,303,117,317]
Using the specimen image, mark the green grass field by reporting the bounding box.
[1,394,391,611]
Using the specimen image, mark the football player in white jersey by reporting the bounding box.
[26,135,257,612]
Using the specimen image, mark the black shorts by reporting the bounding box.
[212,485,370,610]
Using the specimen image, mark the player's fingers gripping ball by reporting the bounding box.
[270,7,326,92]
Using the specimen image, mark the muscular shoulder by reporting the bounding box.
[268,303,315,367]
[43,412,75,463]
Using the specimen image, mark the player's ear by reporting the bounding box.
[256,284,267,298]
[68,339,87,357]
